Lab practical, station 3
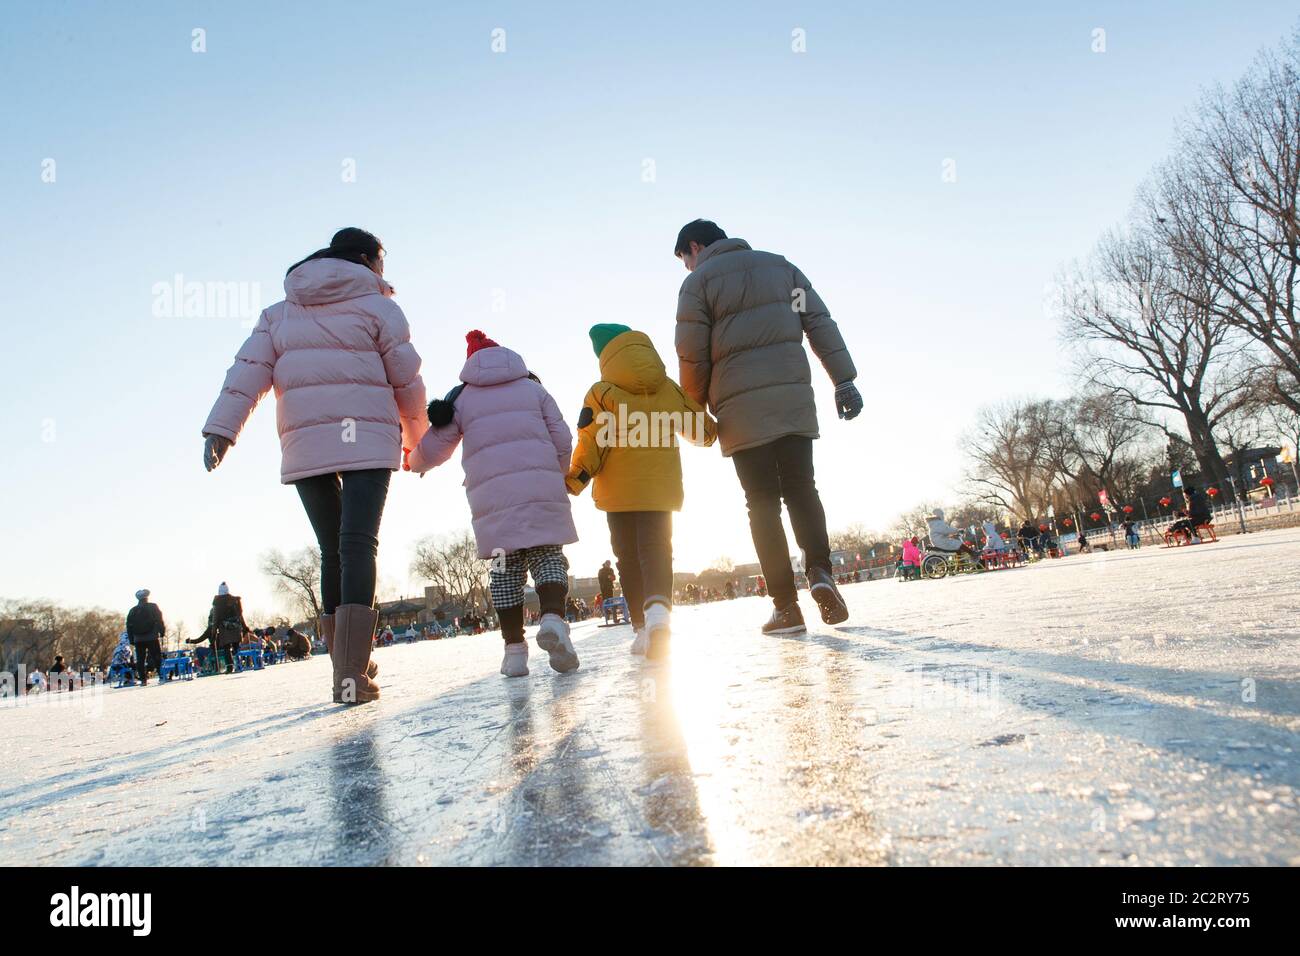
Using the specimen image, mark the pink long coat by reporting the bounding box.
[203,259,428,483]
[409,346,578,558]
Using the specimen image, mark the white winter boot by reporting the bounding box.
[644,602,671,661]
[630,624,648,656]
[535,613,580,673]
[500,642,529,678]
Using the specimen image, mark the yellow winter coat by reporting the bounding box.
[566,331,716,512]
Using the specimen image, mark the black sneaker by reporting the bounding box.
[761,603,807,636]
[806,567,849,625]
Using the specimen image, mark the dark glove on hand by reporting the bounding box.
[203,434,232,472]
[834,382,863,421]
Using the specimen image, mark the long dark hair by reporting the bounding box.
[286,227,383,276]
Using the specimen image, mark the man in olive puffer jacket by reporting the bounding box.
[673,219,863,636]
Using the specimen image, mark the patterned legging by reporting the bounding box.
[489,545,569,611]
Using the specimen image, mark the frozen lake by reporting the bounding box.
[3,528,1298,866]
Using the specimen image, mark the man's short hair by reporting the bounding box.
[674,219,727,257]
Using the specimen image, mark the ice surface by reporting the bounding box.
[2,529,1298,866]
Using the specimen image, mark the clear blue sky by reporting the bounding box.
[2,1,1295,631]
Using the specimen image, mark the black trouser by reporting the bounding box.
[294,468,391,612]
[133,638,161,683]
[731,435,831,610]
[607,511,674,628]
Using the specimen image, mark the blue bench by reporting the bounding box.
[235,646,263,671]
[601,596,629,626]
[159,655,195,682]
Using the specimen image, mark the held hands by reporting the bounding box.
[834,381,863,421]
[203,434,232,472]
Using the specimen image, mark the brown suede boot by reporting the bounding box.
[333,604,380,705]
[323,612,378,703]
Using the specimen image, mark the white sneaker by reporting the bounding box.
[644,603,671,661]
[500,642,529,678]
[630,625,648,656]
[535,613,580,673]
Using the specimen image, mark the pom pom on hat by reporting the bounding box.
[466,330,500,357]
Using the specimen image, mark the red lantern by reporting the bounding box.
[1090,512,1101,522]
[1038,524,1048,532]
[1159,496,1171,507]
[1062,517,1073,527]
[1261,476,1275,489]
[1207,487,1219,497]
[1122,504,1134,514]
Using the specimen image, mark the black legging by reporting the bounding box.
[294,468,391,612]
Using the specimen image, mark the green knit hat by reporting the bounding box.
[589,323,632,358]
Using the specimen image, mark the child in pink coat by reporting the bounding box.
[409,331,579,678]
[901,536,923,581]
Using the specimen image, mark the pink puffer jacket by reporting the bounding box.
[409,346,577,558]
[203,259,428,483]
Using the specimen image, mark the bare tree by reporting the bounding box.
[411,531,490,609]
[1,600,121,676]
[1058,226,1241,484]
[961,399,1058,519]
[1152,29,1300,416]
[1043,392,1157,503]
[57,608,122,671]
[829,523,878,555]
[261,547,323,629]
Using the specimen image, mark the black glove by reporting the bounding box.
[203,434,232,471]
[834,382,863,421]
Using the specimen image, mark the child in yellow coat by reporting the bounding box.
[567,324,716,659]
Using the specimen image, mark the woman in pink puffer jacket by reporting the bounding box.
[410,330,579,679]
[201,228,427,706]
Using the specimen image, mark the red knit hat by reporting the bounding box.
[465,329,499,357]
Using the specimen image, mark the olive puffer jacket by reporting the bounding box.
[674,238,856,456]
[203,258,428,483]
[567,330,716,512]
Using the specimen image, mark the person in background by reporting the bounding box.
[926,510,982,566]
[207,582,249,675]
[1122,518,1140,549]
[109,632,135,686]
[673,219,861,636]
[1016,520,1038,555]
[1184,485,1212,542]
[125,588,166,686]
[982,520,1008,553]
[597,561,616,605]
[901,535,924,580]
[282,627,313,662]
[48,654,70,692]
